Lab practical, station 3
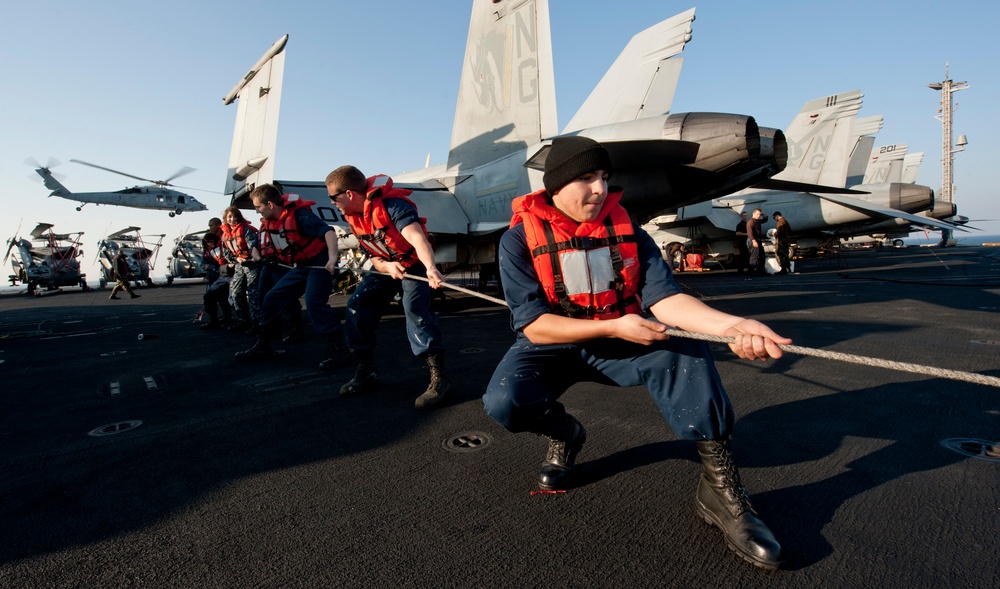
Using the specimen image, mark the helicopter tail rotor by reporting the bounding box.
[24,157,65,183]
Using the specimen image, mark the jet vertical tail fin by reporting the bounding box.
[777,90,863,184]
[562,8,696,133]
[845,115,883,186]
[863,144,908,184]
[448,0,557,171]
[223,34,288,204]
[901,152,924,184]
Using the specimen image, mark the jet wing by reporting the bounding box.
[816,192,968,232]
[753,178,870,195]
[407,191,473,236]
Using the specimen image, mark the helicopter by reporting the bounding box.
[164,228,211,284]
[28,157,209,217]
[95,227,165,289]
[4,222,89,294]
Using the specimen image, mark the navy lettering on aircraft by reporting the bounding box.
[477,193,516,218]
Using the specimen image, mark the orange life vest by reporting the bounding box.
[259,196,327,264]
[221,221,255,259]
[510,188,642,319]
[343,175,428,269]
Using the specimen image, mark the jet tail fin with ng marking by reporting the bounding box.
[447,0,557,172]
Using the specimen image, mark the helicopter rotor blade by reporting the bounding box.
[163,166,196,185]
[172,184,225,195]
[70,159,153,184]
[3,220,21,265]
[4,240,17,266]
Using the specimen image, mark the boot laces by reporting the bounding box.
[712,443,753,514]
[545,437,569,463]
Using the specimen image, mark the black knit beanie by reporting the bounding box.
[543,136,613,194]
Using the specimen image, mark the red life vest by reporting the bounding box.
[221,221,255,259]
[343,175,427,269]
[206,246,228,266]
[259,195,327,264]
[510,188,642,319]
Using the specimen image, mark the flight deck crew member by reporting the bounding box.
[482,136,789,570]
[200,232,232,329]
[734,211,750,273]
[236,184,347,368]
[773,211,792,274]
[746,208,766,275]
[221,206,262,332]
[109,250,140,300]
[325,165,451,410]
[254,198,305,344]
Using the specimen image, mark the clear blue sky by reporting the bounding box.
[3,1,997,280]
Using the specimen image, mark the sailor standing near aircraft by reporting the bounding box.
[482,136,789,570]
[235,184,346,367]
[773,211,792,274]
[746,208,766,275]
[325,165,451,410]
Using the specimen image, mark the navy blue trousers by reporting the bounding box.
[345,262,444,358]
[483,334,734,441]
[259,263,341,336]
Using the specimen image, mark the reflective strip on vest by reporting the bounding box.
[559,247,615,297]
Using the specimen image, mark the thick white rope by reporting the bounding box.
[330,265,1000,389]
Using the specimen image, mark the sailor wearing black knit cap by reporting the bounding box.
[482,135,792,570]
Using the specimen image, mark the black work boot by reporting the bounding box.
[282,320,304,343]
[414,353,452,410]
[235,334,274,361]
[695,439,783,570]
[537,412,586,490]
[318,333,350,371]
[339,350,377,396]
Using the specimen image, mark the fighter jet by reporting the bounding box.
[642,90,963,264]
[221,2,785,269]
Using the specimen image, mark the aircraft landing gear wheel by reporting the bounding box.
[169,212,176,218]
[76,207,82,211]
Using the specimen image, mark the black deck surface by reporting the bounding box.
[2,246,998,588]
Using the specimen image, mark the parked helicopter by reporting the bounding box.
[95,227,165,288]
[165,229,210,284]
[4,222,89,294]
[28,158,209,217]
